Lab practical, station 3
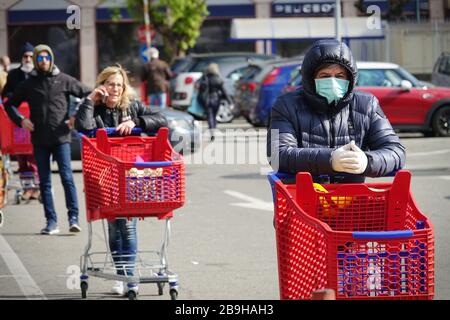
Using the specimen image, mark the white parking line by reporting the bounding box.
[0,234,46,299]
[224,190,273,211]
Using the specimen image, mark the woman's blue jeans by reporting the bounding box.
[33,143,79,226]
[108,218,138,279]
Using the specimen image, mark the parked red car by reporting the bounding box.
[284,62,450,137]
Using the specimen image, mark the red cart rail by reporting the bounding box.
[268,170,434,300]
[0,103,32,155]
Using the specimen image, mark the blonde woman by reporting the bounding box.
[75,65,167,297]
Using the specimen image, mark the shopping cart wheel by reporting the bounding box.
[157,282,164,295]
[15,193,21,205]
[127,290,138,300]
[80,281,88,299]
[169,289,178,300]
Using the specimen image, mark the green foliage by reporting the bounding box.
[126,0,209,62]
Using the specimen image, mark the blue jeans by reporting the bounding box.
[149,92,167,108]
[33,143,79,226]
[108,218,137,278]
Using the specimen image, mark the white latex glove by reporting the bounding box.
[331,141,354,172]
[331,141,368,174]
[346,141,368,174]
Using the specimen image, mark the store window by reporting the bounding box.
[192,20,255,53]
[96,22,142,87]
[8,24,80,79]
[275,40,314,58]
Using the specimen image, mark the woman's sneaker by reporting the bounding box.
[111,281,124,295]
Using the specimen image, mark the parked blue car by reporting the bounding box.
[233,58,301,127]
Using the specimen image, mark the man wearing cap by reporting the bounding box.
[2,42,41,201]
[4,44,91,235]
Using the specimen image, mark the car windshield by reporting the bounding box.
[227,65,261,81]
[190,57,252,73]
[171,57,192,73]
[357,67,421,87]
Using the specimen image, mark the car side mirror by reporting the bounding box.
[400,80,413,91]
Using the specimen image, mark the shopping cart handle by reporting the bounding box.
[352,230,413,239]
[268,169,400,184]
[78,127,142,137]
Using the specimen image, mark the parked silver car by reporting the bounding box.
[432,52,450,87]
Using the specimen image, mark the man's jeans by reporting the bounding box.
[108,218,138,279]
[149,92,167,108]
[33,143,79,225]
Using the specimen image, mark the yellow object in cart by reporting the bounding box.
[313,183,353,217]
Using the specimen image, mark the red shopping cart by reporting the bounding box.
[79,127,185,300]
[0,103,32,155]
[0,103,39,207]
[268,170,434,300]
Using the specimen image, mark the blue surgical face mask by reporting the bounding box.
[315,77,350,104]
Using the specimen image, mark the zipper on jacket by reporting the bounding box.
[329,113,335,148]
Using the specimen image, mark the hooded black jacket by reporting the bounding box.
[198,72,232,108]
[4,65,91,146]
[2,67,29,101]
[267,39,406,183]
[74,98,168,134]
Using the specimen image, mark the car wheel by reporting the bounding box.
[431,106,450,137]
[216,100,234,123]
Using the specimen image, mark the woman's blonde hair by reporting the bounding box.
[205,62,220,75]
[95,64,135,110]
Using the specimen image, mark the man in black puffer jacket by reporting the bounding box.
[267,39,405,183]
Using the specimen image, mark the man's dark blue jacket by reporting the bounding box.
[267,39,406,183]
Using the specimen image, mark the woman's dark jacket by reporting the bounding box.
[267,39,406,183]
[75,98,168,134]
[198,72,231,108]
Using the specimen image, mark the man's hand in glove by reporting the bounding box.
[331,140,368,174]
